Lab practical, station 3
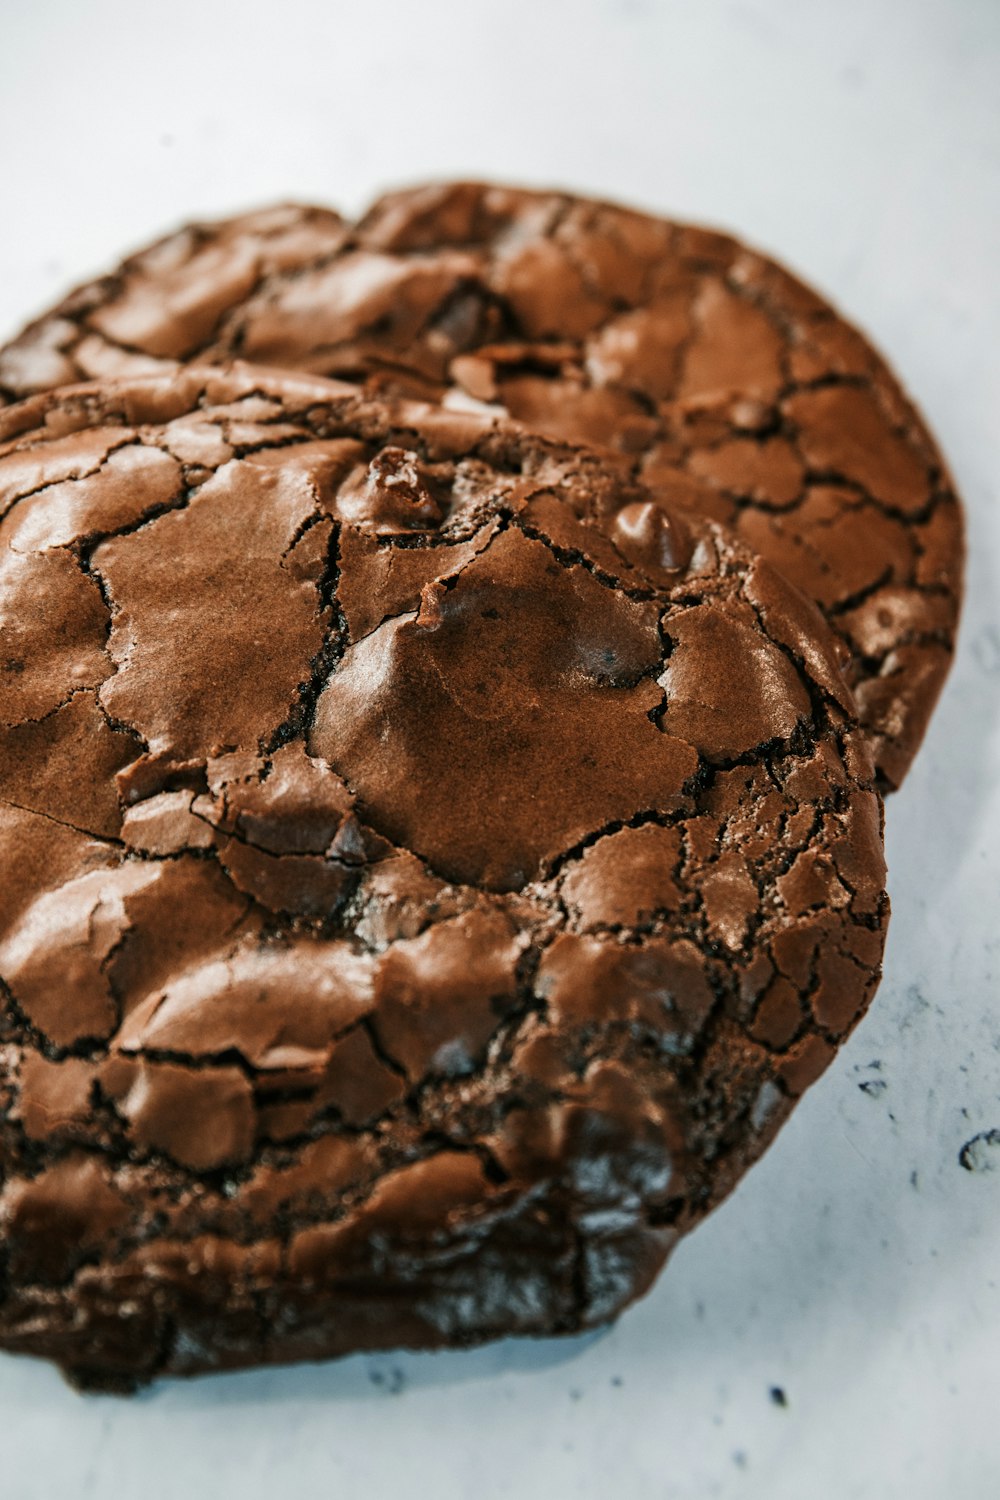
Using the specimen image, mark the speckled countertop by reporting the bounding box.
[0,1,997,1495]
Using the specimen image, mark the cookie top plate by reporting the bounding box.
[0,366,887,1387]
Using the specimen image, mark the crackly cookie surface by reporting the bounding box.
[0,367,887,1390]
[0,186,963,786]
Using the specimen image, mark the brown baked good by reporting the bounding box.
[0,186,964,786]
[0,366,888,1389]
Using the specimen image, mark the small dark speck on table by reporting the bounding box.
[769,1386,788,1408]
[855,1061,886,1098]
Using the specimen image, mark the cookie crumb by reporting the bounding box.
[959,1130,1000,1173]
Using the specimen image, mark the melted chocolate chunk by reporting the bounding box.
[312,526,697,890]
[0,367,888,1390]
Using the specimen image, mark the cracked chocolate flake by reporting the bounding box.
[0,366,888,1390]
[0,187,963,787]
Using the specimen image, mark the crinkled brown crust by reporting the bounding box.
[0,186,963,787]
[0,367,887,1390]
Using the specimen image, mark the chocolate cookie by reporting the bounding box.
[0,187,963,786]
[0,366,888,1390]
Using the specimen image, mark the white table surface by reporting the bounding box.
[1,1,998,1495]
